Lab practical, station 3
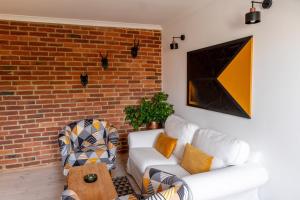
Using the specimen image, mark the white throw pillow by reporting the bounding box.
[165,115,199,160]
[192,129,250,166]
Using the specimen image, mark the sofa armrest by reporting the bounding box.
[128,129,164,149]
[182,163,269,200]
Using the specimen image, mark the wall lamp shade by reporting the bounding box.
[170,42,178,49]
[245,8,261,24]
[245,0,272,24]
[170,35,185,50]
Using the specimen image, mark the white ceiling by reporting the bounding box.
[0,0,210,26]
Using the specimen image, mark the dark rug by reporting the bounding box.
[112,176,135,197]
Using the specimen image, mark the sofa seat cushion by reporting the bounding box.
[164,115,199,160]
[192,129,250,166]
[129,148,178,174]
[146,164,190,178]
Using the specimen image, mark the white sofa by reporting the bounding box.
[127,115,269,200]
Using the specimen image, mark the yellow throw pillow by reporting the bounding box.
[181,143,213,174]
[154,133,178,158]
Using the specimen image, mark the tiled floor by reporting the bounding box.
[0,153,140,200]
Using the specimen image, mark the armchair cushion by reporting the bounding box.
[68,119,107,149]
[63,145,113,175]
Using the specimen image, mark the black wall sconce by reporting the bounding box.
[100,52,109,70]
[245,0,272,24]
[131,39,140,58]
[170,34,185,50]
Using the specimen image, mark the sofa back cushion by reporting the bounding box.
[165,115,199,160]
[192,129,250,166]
[68,119,107,150]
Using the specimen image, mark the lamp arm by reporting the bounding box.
[251,0,272,9]
[252,1,263,4]
[251,1,262,8]
[173,35,185,41]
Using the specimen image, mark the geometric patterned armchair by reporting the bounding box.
[142,168,190,200]
[61,168,190,200]
[58,119,119,176]
[118,171,190,200]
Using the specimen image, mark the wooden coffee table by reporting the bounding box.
[67,163,118,200]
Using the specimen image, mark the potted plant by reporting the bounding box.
[124,92,174,130]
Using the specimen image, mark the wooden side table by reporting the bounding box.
[67,163,118,200]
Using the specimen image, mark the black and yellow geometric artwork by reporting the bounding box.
[187,36,253,118]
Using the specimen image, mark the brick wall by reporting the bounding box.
[0,20,161,170]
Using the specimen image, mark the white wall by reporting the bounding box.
[162,0,300,199]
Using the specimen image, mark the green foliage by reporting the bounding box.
[124,105,143,130]
[124,92,174,130]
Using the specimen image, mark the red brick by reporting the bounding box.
[23,151,40,157]
[0,19,161,171]
[23,161,40,167]
[19,157,35,162]
[6,164,22,169]
[3,125,21,130]
[15,148,32,153]
[5,134,23,140]
[4,144,23,149]
[0,149,14,155]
